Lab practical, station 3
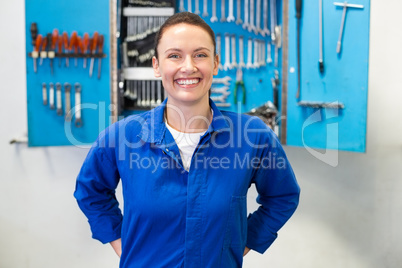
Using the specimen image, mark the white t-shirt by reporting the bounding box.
[164,110,212,171]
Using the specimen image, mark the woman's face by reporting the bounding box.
[152,23,219,106]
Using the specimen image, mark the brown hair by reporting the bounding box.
[154,12,217,59]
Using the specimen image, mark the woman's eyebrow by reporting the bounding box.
[164,47,211,54]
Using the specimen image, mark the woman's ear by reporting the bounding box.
[213,54,219,76]
[152,56,161,77]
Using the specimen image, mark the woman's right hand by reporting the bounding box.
[110,238,122,257]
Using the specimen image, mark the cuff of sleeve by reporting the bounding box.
[90,217,123,244]
[246,213,278,254]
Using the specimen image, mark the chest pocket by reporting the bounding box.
[223,195,247,249]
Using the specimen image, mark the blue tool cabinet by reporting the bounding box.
[25,0,370,153]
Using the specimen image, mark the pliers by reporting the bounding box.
[234,68,246,104]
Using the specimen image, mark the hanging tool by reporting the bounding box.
[89,32,99,77]
[56,83,63,116]
[216,34,223,70]
[211,0,218,22]
[187,0,192,13]
[39,36,48,66]
[33,34,42,73]
[238,35,246,68]
[74,83,83,127]
[295,0,302,99]
[271,70,280,108]
[202,0,208,17]
[249,0,256,32]
[223,34,232,70]
[220,0,227,22]
[82,33,90,68]
[30,23,38,72]
[262,0,270,36]
[256,0,262,34]
[334,2,364,54]
[195,0,200,14]
[231,35,237,68]
[243,0,249,29]
[319,0,324,73]
[49,30,58,75]
[57,35,63,67]
[246,37,253,69]
[227,0,235,22]
[49,82,55,109]
[62,32,69,67]
[212,76,232,86]
[97,35,104,79]
[236,0,242,24]
[179,0,185,12]
[64,83,72,122]
[253,39,259,68]
[69,31,78,67]
[42,83,47,105]
[234,68,246,104]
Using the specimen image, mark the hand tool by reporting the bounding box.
[249,0,256,32]
[179,0,185,11]
[49,30,58,75]
[319,0,324,73]
[146,80,151,106]
[227,0,235,22]
[231,35,237,68]
[216,34,223,70]
[137,81,142,107]
[74,83,83,127]
[202,0,209,17]
[262,0,270,36]
[271,70,279,108]
[69,31,78,67]
[220,0,227,22]
[56,83,63,116]
[195,0,200,14]
[97,35,104,79]
[260,40,266,66]
[297,101,345,109]
[141,81,146,106]
[266,41,272,64]
[234,67,246,104]
[62,32,69,67]
[256,0,262,34]
[223,34,232,70]
[238,35,246,68]
[89,32,99,78]
[253,39,259,68]
[212,76,232,85]
[157,80,162,104]
[64,83,72,121]
[211,94,229,103]
[334,2,364,54]
[82,33,90,68]
[236,0,242,24]
[33,34,42,73]
[39,36,48,66]
[151,80,156,106]
[274,25,281,67]
[30,23,38,72]
[187,0,192,13]
[215,102,231,107]
[295,0,302,99]
[246,37,253,69]
[243,0,249,29]
[270,0,277,43]
[42,83,47,105]
[211,86,230,95]
[57,35,63,67]
[211,0,218,22]
[49,82,55,109]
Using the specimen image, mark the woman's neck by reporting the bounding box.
[165,97,212,133]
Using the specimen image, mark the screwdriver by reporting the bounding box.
[57,35,63,67]
[89,32,99,78]
[30,23,38,72]
[33,34,42,73]
[62,32,69,67]
[49,29,59,75]
[69,31,78,67]
[82,33,90,68]
[295,0,302,99]
[39,35,48,66]
[97,35,104,79]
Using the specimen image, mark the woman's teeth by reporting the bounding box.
[177,79,200,85]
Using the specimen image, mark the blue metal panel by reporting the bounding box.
[25,0,111,146]
[287,0,370,152]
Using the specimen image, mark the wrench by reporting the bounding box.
[266,41,272,64]
[49,82,55,109]
[270,0,277,42]
[211,94,229,103]
[246,37,253,69]
[220,0,227,22]
[137,81,142,107]
[151,80,156,106]
[74,83,83,128]
[253,39,259,68]
[262,0,270,36]
[211,86,230,94]
[56,82,63,116]
[236,0,242,24]
[212,76,232,86]
[179,0,185,11]
[141,80,146,107]
[248,0,256,32]
[227,0,235,22]
[260,40,266,66]
[195,0,200,14]
[243,0,249,29]
[64,83,72,121]
[146,80,151,106]
[187,0,192,13]
[274,25,281,67]
[202,0,209,17]
[231,35,237,68]
[210,0,218,22]
[42,83,47,106]
[255,0,262,34]
[223,34,232,70]
[238,36,246,68]
[216,34,223,70]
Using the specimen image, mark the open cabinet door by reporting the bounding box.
[283,0,370,153]
[25,0,114,146]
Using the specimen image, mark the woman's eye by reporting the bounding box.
[195,53,207,58]
[168,54,179,59]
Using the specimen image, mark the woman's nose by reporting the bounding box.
[180,56,197,73]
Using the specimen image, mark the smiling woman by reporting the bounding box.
[74,12,300,268]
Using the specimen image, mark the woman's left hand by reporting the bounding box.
[243,247,251,256]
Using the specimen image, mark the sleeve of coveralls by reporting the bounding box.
[74,129,123,244]
[246,127,300,254]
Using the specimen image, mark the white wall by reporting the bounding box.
[1,0,401,267]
